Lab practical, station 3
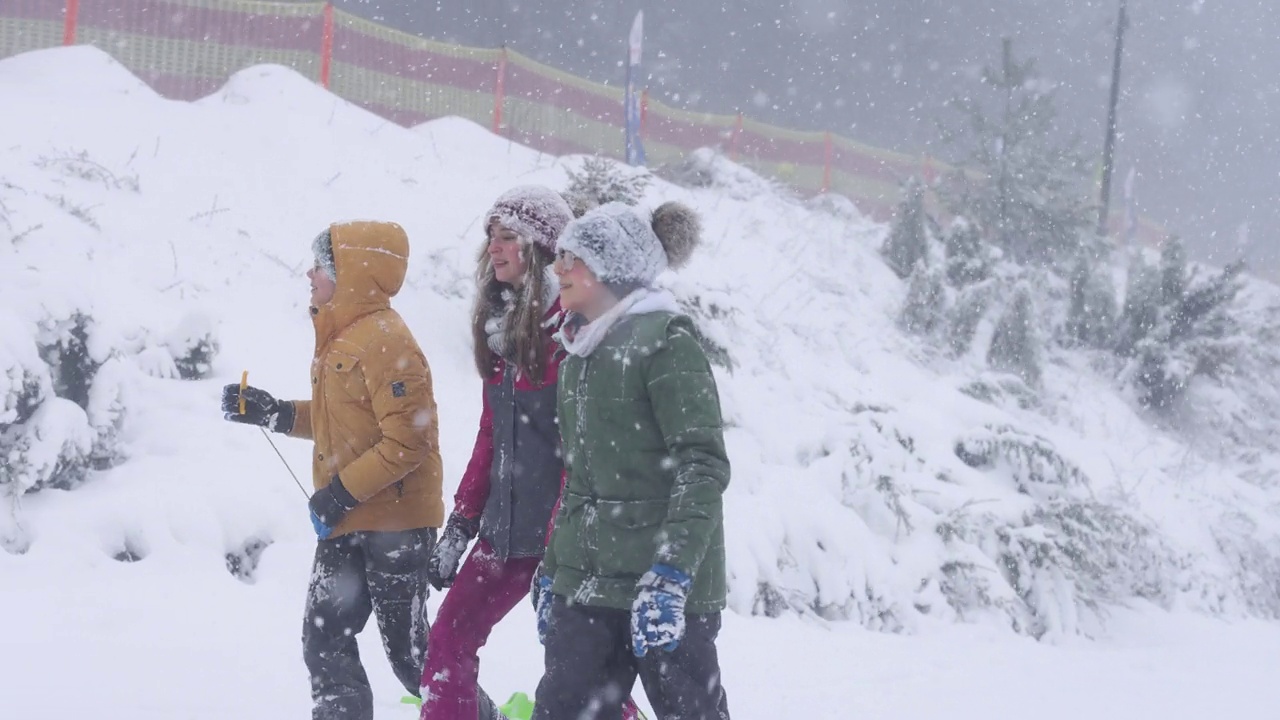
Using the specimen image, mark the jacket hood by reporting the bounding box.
[312,220,410,350]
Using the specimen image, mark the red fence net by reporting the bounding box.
[1,0,1167,239]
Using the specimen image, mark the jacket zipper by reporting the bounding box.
[574,356,595,579]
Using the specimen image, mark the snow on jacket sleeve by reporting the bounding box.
[288,400,313,440]
[451,382,495,520]
[542,480,567,577]
[337,334,437,501]
[645,316,730,578]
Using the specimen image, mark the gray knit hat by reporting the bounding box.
[485,185,575,252]
[312,228,336,281]
[556,201,701,290]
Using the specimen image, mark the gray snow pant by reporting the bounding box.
[533,596,731,720]
[302,527,436,720]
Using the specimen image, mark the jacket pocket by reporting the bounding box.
[324,351,367,404]
[592,499,667,580]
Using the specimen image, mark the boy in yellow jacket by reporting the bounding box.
[222,221,444,720]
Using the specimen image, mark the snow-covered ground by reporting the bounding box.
[3,46,1280,719]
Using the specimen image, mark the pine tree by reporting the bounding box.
[1160,236,1188,306]
[1115,258,1162,357]
[988,283,1042,386]
[563,155,650,215]
[938,39,1093,267]
[947,283,993,357]
[899,262,946,335]
[944,217,990,288]
[1121,250,1246,411]
[882,177,932,279]
[1066,255,1118,349]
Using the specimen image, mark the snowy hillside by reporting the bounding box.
[3,47,1280,719]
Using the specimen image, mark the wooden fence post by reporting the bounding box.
[320,3,334,89]
[63,0,79,45]
[492,47,508,134]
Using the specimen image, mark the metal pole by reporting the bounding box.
[1097,0,1129,236]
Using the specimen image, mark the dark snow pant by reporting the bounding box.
[533,596,731,720]
[302,527,437,720]
[419,539,642,720]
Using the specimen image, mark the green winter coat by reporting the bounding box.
[544,311,730,614]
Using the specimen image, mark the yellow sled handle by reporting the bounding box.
[239,370,248,415]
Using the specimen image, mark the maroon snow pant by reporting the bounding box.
[418,538,643,720]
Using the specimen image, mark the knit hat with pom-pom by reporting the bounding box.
[556,201,700,294]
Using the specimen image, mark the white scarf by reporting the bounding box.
[485,266,560,358]
[558,287,681,357]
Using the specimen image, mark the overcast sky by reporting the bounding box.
[340,0,1279,278]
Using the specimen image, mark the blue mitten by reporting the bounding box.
[531,571,555,645]
[308,475,358,540]
[630,563,692,657]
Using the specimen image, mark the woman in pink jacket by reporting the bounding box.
[418,186,640,720]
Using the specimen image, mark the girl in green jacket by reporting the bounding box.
[532,201,732,720]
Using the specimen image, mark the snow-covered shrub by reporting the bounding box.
[674,287,737,372]
[955,424,1087,496]
[37,311,99,410]
[1209,512,1280,618]
[655,147,788,201]
[562,154,650,215]
[932,495,1172,639]
[164,310,219,380]
[0,396,95,493]
[33,149,140,193]
[958,372,1039,410]
[747,410,927,631]
[990,500,1168,638]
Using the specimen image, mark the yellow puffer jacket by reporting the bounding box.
[287,221,444,536]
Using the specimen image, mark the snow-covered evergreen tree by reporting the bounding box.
[881,177,932,279]
[947,281,994,357]
[1065,254,1118,349]
[1159,236,1188,306]
[563,154,650,216]
[943,216,991,288]
[988,283,1042,386]
[1115,257,1162,357]
[898,262,946,335]
[1130,259,1246,411]
[938,39,1093,266]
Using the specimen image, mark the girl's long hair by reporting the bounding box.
[470,230,556,383]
